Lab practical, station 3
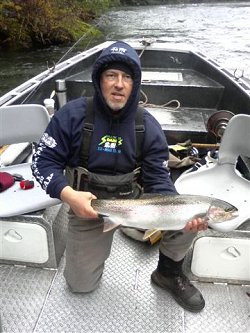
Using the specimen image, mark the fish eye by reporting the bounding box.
[225,207,238,213]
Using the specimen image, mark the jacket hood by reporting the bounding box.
[92,41,142,120]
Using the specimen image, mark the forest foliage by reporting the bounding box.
[0,0,119,49]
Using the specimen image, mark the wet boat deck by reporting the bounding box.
[1,229,249,333]
[146,106,217,144]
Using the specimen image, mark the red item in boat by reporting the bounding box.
[20,180,34,190]
[0,172,15,192]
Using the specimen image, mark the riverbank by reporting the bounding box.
[0,0,118,50]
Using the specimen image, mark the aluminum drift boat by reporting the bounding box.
[0,39,250,333]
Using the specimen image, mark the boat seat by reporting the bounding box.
[175,114,250,232]
[0,104,60,217]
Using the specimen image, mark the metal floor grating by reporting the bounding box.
[1,230,250,333]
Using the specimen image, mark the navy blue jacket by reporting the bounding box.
[31,41,177,199]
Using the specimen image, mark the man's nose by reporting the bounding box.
[114,74,124,87]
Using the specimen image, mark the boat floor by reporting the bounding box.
[1,230,249,333]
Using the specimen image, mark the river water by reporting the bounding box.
[0,1,250,97]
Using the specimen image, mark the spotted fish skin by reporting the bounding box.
[91,194,238,231]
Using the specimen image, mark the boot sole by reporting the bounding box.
[151,270,205,313]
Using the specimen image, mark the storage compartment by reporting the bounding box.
[0,221,49,263]
[0,204,68,268]
[191,236,250,282]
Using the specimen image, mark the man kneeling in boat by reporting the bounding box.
[31,41,207,313]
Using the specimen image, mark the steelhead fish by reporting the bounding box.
[91,194,238,231]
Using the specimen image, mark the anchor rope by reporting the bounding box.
[138,38,181,111]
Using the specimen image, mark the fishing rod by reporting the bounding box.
[20,24,102,105]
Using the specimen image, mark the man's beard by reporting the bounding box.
[106,100,126,111]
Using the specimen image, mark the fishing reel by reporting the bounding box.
[207,110,235,139]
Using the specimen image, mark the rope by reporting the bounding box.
[139,90,180,110]
[138,39,181,111]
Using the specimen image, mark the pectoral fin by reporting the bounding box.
[98,214,121,232]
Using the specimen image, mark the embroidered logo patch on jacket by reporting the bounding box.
[98,135,123,154]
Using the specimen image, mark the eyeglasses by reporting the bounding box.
[102,70,133,84]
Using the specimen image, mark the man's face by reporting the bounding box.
[100,69,133,111]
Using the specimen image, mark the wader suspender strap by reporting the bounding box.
[79,97,145,168]
[135,105,145,168]
[79,97,94,167]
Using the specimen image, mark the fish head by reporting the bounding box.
[206,199,238,223]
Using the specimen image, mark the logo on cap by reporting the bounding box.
[110,47,127,55]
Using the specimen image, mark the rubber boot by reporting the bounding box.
[151,251,205,312]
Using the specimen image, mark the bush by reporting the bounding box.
[0,0,117,49]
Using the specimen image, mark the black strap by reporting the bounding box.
[79,98,145,168]
[135,105,145,167]
[79,97,94,167]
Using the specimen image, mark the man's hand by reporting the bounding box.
[60,186,98,218]
[184,217,208,233]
